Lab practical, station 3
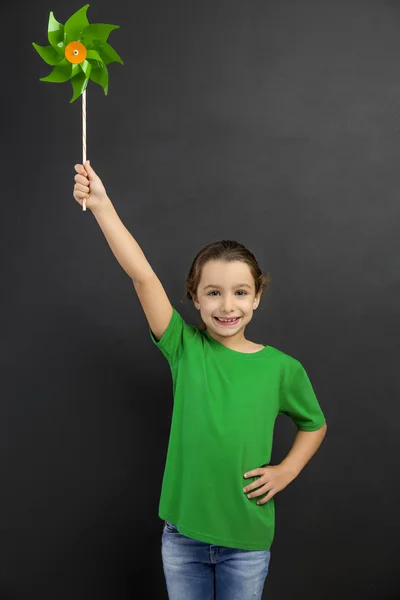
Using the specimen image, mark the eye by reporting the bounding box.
[207,290,248,296]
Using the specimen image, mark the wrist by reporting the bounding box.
[278,462,300,482]
[90,195,113,215]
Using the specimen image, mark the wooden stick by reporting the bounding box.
[82,89,87,211]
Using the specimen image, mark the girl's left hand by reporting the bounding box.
[243,465,295,505]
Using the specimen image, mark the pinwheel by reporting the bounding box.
[33,4,123,211]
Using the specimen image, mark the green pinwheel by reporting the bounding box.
[32,3,123,103]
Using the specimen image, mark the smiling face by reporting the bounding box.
[192,260,262,345]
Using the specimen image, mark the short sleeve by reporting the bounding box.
[149,307,194,367]
[279,361,326,431]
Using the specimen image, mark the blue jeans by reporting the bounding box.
[161,520,271,600]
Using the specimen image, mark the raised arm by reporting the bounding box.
[73,162,173,341]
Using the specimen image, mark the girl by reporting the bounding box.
[73,161,327,600]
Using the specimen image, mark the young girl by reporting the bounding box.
[73,161,327,600]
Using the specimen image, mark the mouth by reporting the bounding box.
[213,317,241,326]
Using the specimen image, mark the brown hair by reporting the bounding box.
[180,240,272,330]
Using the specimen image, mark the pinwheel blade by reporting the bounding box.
[79,59,92,79]
[93,41,123,66]
[65,4,90,43]
[71,64,81,77]
[86,49,105,64]
[32,43,64,66]
[70,72,89,103]
[81,23,119,45]
[48,11,65,54]
[40,61,73,83]
[90,63,109,95]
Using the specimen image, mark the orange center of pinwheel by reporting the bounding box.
[65,41,87,64]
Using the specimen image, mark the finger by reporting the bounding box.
[84,160,97,180]
[243,475,266,493]
[244,469,260,479]
[244,481,258,493]
[74,164,88,177]
[75,174,89,185]
[74,190,89,201]
[246,483,269,499]
[75,183,90,194]
[257,490,275,505]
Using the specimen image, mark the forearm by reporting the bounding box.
[279,423,327,480]
[91,198,155,283]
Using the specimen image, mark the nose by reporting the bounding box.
[221,297,236,313]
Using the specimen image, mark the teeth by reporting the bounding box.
[216,317,238,322]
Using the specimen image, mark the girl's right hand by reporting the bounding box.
[73,161,108,211]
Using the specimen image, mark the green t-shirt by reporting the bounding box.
[150,307,326,551]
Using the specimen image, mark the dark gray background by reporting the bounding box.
[1,0,398,598]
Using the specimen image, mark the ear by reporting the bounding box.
[191,294,200,309]
[253,291,262,309]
